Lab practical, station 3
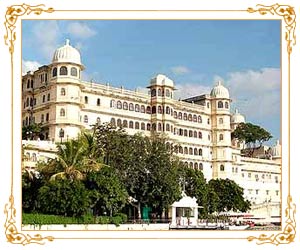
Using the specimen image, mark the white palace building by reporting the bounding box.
[22,40,281,222]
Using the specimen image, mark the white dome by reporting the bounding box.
[52,39,82,65]
[271,140,281,157]
[231,109,245,124]
[210,81,229,98]
[150,74,174,88]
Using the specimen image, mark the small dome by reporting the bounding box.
[231,109,245,124]
[271,140,281,158]
[52,39,82,65]
[150,74,174,88]
[210,81,229,98]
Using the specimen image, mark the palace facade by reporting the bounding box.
[22,40,281,219]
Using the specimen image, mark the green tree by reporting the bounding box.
[22,123,44,140]
[86,166,128,216]
[37,179,91,217]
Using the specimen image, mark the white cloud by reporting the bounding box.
[22,60,41,75]
[170,66,191,75]
[225,68,280,120]
[175,83,211,100]
[66,22,96,39]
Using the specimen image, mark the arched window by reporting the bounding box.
[158,106,162,114]
[110,118,116,126]
[174,111,177,118]
[219,118,223,124]
[158,88,162,96]
[199,149,202,156]
[178,112,182,120]
[207,118,210,125]
[166,106,170,114]
[71,67,77,77]
[47,93,50,101]
[188,114,192,121]
[219,134,224,141]
[189,130,193,137]
[117,101,122,109]
[198,115,202,123]
[27,80,30,88]
[52,67,57,77]
[84,96,88,104]
[84,115,88,123]
[117,119,122,127]
[166,124,170,131]
[193,115,197,122]
[135,122,140,129]
[225,102,229,109]
[199,163,203,171]
[141,123,145,130]
[146,106,151,114]
[151,89,156,97]
[127,121,133,128]
[194,131,197,138]
[184,147,188,154]
[189,148,193,155]
[110,100,115,108]
[123,102,128,110]
[194,148,198,155]
[123,120,128,128]
[135,104,140,112]
[31,80,34,88]
[184,129,187,137]
[220,165,225,171]
[158,123,162,131]
[184,162,188,167]
[141,105,145,113]
[46,113,49,121]
[199,132,202,139]
[129,103,134,111]
[194,162,198,170]
[183,113,187,120]
[179,128,183,136]
[152,106,156,114]
[32,153,37,162]
[96,117,101,124]
[97,98,101,106]
[61,88,66,96]
[189,162,193,168]
[60,66,68,75]
[152,123,156,131]
[218,101,223,108]
[179,146,183,154]
[43,95,45,103]
[166,89,170,97]
[146,123,151,131]
[60,108,65,117]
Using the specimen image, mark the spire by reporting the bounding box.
[65,39,70,46]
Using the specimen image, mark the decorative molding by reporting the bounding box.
[4,195,54,245]
[4,3,54,54]
[247,3,296,54]
[248,195,296,245]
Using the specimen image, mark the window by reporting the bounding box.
[47,93,50,101]
[266,190,269,195]
[60,66,68,75]
[84,115,88,123]
[276,190,279,196]
[135,104,140,112]
[184,147,188,154]
[208,134,211,140]
[225,102,229,109]
[174,111,177,119]
[219,134,224,141]
[158,123,162,131]
[146,123,151,131]
[97,98,101,106]
[32,153,37,162]
[256,190,259,195]
[207,102,210,108]
[152,123,156,131]
[218,101,223,108]
[158,88,162,96]
[198,132,202,139]
[25,117,28,126]
[184,130,187,137]
[188,114,192,121]
[141,123,145,130]
[110,118,116,126]
[61,88,66,96]
[46,113,49,121]
[189,130,193,137]
[84,96,88,104]
[31,80,34,88]
[60,108,65,117]
[146,106,151,114]
[183,113,187,120]
[96,117,101,124]
[135,122,140,129]
[158,106,162,114]
[198,115,202,123]
[193,115,197,122]
[151,89,156,97]
[71,67,77,76]
[178,112,182,119]
[110,100,115,108]
[219,118,223,124]
[41,114,44,123]
[199,163,203,171]
[179,129,183,136]
[166,124,170,131]
[166,89,170,97]
[207,118,210,125]
[129,121,134,128]
[194,148,198,155]
[166,106,170,114]
[189,162,193,168]
[123,120,128,128]
[27,79,30,88]
[117,101,122,109]
[220,165,225,171]
[179,147,183,154]
[129,103,134,111]
[199,149,202,156]
[152,106,157,114]
[117,119,122,127]
[141,105,145,113]
[42,95,45,103]
[52,67,57,77]
[194,131,197,138]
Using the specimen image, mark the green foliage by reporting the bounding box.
[22,123,44,140]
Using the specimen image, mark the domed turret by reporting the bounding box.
[231,109,245,124]
[149,74,175,89]
[210,81,229,99]
[52,39,82,66]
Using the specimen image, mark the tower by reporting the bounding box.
[210,81,232,179]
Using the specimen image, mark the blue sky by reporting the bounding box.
[22,20,281,144]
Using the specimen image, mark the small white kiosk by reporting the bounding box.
[171,193,200,227]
